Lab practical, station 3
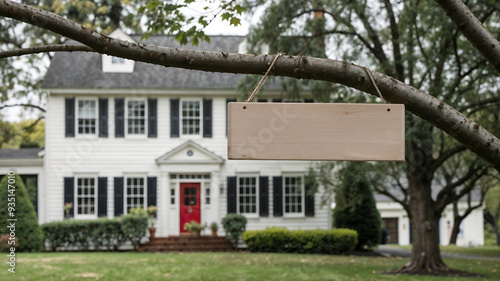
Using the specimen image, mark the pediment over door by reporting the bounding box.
[156,140,224,165]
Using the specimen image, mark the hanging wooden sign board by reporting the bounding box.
[227,102,405,161]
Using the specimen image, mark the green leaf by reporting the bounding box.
[146,0,159,10]
[221,12,232,21]
[234,5,246,15]
[230,17,241,26]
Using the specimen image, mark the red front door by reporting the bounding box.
[180,182,201,233]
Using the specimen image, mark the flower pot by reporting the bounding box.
[149,227,156,240]
[211,229,217,237]
[190,230,201,237]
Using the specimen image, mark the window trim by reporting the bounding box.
[75,98,98,137]
[237,174,259,218]
[124,175,147,214]
[74,176,98,219]
[282,173,305,217]
[180,98,203,138]
[125,98,148,138]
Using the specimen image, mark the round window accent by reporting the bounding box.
[187,150,194,156]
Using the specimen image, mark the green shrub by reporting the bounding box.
[242,228,358,255]
[222,214,247,246]
[333,162,382,250]
[121,214,148,251]
[42,218,126,251]
[0,173,44,252]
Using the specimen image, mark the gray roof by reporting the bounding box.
[42,35,280,90]
[0,148,44,159]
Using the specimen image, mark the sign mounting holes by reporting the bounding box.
[243,106,247,110]
[387,108,391,112]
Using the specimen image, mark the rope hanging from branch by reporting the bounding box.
[246,53,284,102]
[364,67,387,104]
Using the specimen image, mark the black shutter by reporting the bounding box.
[64,177,74,218]
[203,99,212,137]
[148,99,158,138]
[147,177,157,208]
[97,177,108,217]
[304,99,314,103]
[170,99,180,137]
[259,176,269,216]
[273,176,283,216]
[115,98,125,138]
[114,177,124,216]
[65,98,75,137]
[227,176,237,214]
[226,98,236,136]
[272,98,282,102]
[98,98,108,137]
[304,181,315,217]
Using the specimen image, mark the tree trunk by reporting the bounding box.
[398,138,449,273]
[494,221,500,246]
[448,220,460,245]
[448,202,460,245]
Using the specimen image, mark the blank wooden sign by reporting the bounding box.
[227,102,405,161]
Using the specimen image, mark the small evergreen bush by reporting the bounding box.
[242,228,358,254]
[333,162,382,250]
[0,174,44,252]
[221,214,247,246]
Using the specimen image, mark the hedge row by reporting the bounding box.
[242,228,358,255]
[41,215,148,251]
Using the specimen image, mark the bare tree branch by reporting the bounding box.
[1,0,500,171]
[0,103,46,112]
[434,0,500,74]
[0,44,95,59]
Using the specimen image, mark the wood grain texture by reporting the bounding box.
[228,103,405,161]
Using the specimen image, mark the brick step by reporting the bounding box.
[139,236,235,253]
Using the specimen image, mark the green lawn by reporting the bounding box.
[387,245,500,257]
[1,252,499,281]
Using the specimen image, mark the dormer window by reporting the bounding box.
[111,57,125,64]
[101,29,136,73]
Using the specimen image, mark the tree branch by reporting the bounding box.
[1,0,500,172]
[0,103,46,112]
[434,0,500,74]
[0,44,95,59]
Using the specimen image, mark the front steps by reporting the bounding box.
[139,236,235,253]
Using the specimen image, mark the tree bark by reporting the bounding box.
[448,202,460,245]
[1,0,500,173]
[433,0,500,74]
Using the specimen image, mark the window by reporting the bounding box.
[126,177,145,213]
[127,100,146,135]
[77,100,97,134]
[181,100,201,135]
[111,56,125,64]
[284,175,303,214]
[76,177,96,216]
[205,187,211,205]
[238,176,257,214]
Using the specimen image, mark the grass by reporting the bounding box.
[1,252,499,281]
[386,244,500,257]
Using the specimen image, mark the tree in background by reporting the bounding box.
[0,173,44,251]
[485,185,500,246]
[333,162,381,250]
[0,119,45,148]
[243,0,500,273]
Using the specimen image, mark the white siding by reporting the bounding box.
[43,93,331,235]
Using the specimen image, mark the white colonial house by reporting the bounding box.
[0,30,330,237]
[0,30,484,246]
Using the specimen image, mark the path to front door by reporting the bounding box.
[179,182,201,233]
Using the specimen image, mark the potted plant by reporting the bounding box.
[147,206,157,240]
[64,202,72,220]
[183,221,206,237]
[210,222,218,237]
